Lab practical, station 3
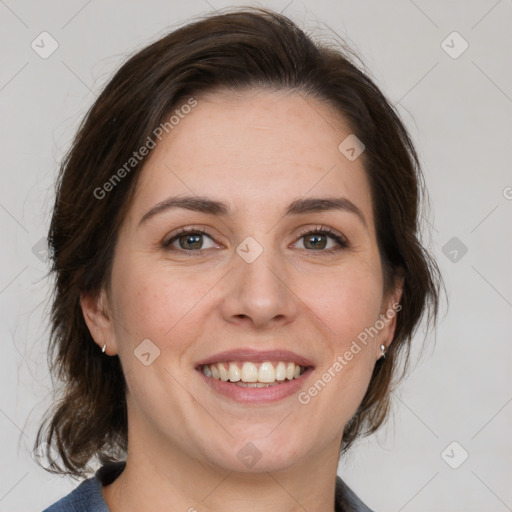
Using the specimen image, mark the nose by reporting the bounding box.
[220,246,298,330]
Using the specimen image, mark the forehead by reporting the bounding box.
[130,89,374,229]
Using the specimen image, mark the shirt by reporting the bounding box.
[42,461,374,512]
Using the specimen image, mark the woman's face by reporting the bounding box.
[83,89,402,473]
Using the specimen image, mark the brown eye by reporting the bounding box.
[303,233,329,250]
[163,228,217,253]
[176,233,204,250]
[294,227,349,253]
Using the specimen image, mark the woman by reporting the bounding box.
[36,7,442,512]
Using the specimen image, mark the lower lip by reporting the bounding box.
[196,367,314,404]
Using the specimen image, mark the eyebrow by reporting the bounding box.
[138,195,367,228]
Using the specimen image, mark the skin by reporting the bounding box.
[81,89,403,512]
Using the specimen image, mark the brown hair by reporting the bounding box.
[35,6,444,478]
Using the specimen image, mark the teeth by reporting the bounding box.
[201,361,306,384]
[286,362,295,380]
[218,363,229,381]
[258,362,275,383]
[228,362,240,382]
[275,362,287,381]
[241,362,258,382]
[234,381,281,388]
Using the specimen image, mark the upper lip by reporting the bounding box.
[195,349,314,368]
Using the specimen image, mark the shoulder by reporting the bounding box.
[41,478,108,512]
[41,462,126,512]
[42,463,367,512]
[335,476,375,512]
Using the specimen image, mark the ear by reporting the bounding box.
[378,271,405,354]
[80,288,119,355]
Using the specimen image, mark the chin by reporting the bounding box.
[201,436,307,474]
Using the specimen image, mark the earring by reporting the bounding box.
[380,343,386,359]
[102,344,107,353]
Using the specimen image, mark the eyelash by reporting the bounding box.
[162,225,349,256]
[296,225,350,254]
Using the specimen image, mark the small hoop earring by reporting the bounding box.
[102,344,107,353]
[380,343,386,359]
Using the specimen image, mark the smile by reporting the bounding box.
[195,348,314,403]
[201,361,307,387]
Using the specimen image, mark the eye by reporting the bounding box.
[162,225,349,256]
[163,227,218,253]
[293,226,349,254]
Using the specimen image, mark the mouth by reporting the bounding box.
[200,360,308,387]
[194,349,314,403]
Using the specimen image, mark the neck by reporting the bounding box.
[102,415,341,512]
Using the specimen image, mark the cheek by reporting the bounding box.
[294,264,381,407]
[298,263,383,344]
[111,258,215,345]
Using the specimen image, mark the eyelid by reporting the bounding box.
[294,224,348,243]
[162,226,221,248]
[292,225,349,252]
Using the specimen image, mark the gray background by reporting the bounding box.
[1,1,511,511]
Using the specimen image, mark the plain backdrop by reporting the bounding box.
[1,1,511,511]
